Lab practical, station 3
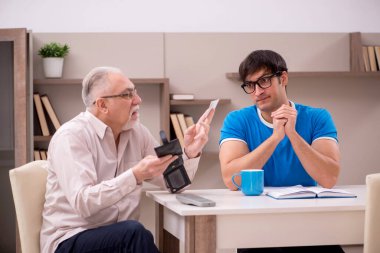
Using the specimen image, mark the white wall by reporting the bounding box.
[1,0,380,33]
[30,32,380,188]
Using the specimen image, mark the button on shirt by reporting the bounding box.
[40,111,200,253]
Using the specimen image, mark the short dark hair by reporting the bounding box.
[239,50,288,81]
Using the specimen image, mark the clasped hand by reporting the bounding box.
[271,104,297,140]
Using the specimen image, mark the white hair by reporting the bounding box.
[82,66,123,108]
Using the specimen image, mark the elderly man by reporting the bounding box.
[40,67,214,253]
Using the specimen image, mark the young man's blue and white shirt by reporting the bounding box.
[220,101,338,187]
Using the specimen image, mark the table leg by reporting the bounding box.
[155,203,164,252]
[185,216,195,253]
[157,203,180,253]
[184,215,216,253]
[156,205,216,253]
[163,230,180,253]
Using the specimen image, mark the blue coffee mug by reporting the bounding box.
[231,169,264,196]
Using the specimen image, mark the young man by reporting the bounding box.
[40,67,214,253]
[219,50,343,253]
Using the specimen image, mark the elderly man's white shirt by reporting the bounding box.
[40,111,200,253]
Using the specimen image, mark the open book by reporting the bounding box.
[266,185,357,199]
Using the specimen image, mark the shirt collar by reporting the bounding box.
[85,110,108,139]
[84,110,136,139]
[256,100,295,128]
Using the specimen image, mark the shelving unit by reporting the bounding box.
[33,78,230,146]
[1,27,30,253]
[33,78,170,145]
[0,28,30,167]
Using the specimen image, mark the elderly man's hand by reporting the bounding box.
[132,155,177,184]
[183,108,215,158]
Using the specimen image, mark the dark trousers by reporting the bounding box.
[238,245,345,253]
[55,220,159,253]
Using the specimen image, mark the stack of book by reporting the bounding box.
[169,94,196,147]
[33,93,61,136]
[170,113,195,148]
[362,46,380,72]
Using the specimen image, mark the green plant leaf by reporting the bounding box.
[38,42,70,58]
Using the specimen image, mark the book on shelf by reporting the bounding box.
[33,102,43,136]
[367,46,378,71]
[170,93,195,100]
[374,46,380,70]
[170,113,185,147]
[362,46,371,72]
[176,113,188,135]
[184,115,195,128]
[266,185,357,199]
[33,93,50,136]
[41,94,61,130]
[40,150,47,160]
[34,150,41,160]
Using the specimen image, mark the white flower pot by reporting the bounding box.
[43,57,64,78]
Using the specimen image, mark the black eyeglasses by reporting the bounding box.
[241,72,282,94]
[92,88,137,105]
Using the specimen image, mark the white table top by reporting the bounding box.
[146,185,366,216]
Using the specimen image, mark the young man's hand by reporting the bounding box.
[271,104,297,137]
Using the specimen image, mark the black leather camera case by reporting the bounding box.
[154,131,191,193]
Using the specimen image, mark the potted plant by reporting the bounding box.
[38,42,70,78]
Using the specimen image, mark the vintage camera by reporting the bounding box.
[154,131,191,193]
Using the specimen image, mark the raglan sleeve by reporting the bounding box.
[219,110,246,146]
[312,109,338,143]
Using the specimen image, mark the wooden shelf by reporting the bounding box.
[170,98,230,106]
[34,78,82,85]
[34,78,170,86]
[288,71,380,78]
[34,135,52,142]
[226,71,380,81]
